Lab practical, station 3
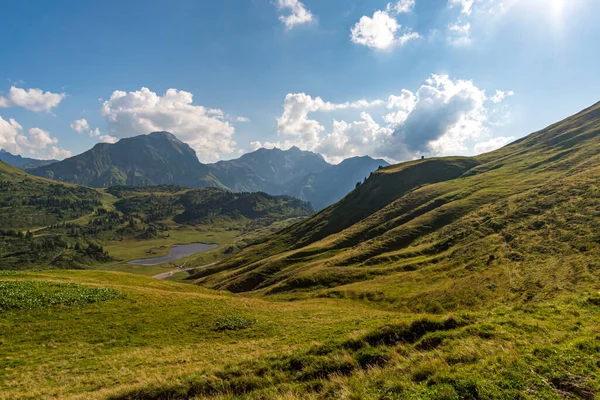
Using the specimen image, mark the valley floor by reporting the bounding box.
[0,270,598,400]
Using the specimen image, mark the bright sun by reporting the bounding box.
[519,0,570,28]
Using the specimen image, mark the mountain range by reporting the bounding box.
[24,132,388,210]
[0,149,56,169]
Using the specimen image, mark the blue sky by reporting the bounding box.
[0,0,598,163]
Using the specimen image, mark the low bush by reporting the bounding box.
[214,315,257,331]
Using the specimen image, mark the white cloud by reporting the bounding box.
[48,146,72,159]
[70,119,90,134]
[0,86,66,112]
[474,136,515,154]
[394,74,488,155]
[99,135,118,144]
[448,22,471,44]
[276,93,385,146]
[26,128,58,149]
[449,0,474,15]
[249,140,286,152]
[274,74,511,163]
[351,10,420,50]
[276,0,314,29]
[386,0,416,14]
[0,118,70,159]
[316,112,394,164]
[384,89,416,126]
[100,87,236,162]
[490,89,515,103]
[0,116,22,154]
[236,116,250,123]
[70,118,101,136]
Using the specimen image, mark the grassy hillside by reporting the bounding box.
[0,161,102,229]
[0,163,313,271]
[192,102,600,312]
[1,270,598,399]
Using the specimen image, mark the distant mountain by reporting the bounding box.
[27,132,388,209]
[285,155,389,210]
[209,148,388,209]
[27,132,222,188]
[0,149,57,169]
[208,147,330,193]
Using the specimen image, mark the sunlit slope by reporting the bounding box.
[193,102,600,309]
[0,270,399,400]
[0,161,103,229]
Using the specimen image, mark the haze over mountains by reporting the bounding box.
[0,149,56,169]
[24,131,388,210]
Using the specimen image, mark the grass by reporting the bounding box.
[0,271,598,399]
[0,270,398,400]
[0,280,123,311]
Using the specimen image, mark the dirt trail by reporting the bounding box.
[152,262,217,280]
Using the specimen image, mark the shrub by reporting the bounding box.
[214,315,257,331]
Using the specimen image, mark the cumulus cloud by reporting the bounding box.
[315,112,394,164]
[392,74,488,155]
[276,0,314,29]
[273,74,511,163]
[236,116,250,123]
[490,89,515,103]
[351,10,420,50]
[474,136,515,154]
[26,128,58,149]
[449,0,474,15]
[0,116,22,154]
[0,117,70,159]
[386,0,416,14]
[47,146,72,159]
[100,87,236,162]
[0,86,66,112]
[384,89,416,126]
[99,135,118,144]
[70,118,90,134]
[70,118,101,137]
[276,93,385,146]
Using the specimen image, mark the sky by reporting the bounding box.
[0,0,598,164]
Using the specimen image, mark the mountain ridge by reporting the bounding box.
[26,132,388,209]
[190,101,600,312]
[0,149,57,169]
